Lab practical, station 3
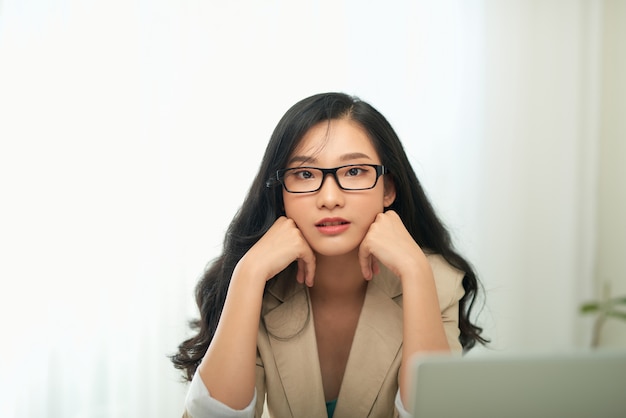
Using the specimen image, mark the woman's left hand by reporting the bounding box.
[358,210,429,281]
[362,213,449,410]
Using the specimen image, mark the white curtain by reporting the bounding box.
[0,1,603,416]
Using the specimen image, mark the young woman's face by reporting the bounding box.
[283,118,396,257]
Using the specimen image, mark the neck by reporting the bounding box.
[308,251,368,303]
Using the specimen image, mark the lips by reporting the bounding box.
[315,218,350,235]
[316,221,348,227]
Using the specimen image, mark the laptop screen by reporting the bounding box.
[409,350,626,418]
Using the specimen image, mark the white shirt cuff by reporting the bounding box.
[185,370,256,418]
[395,389,412,418]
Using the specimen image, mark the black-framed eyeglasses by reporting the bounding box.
[266,164,388,193]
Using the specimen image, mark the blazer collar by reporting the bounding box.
[334,267,403,417]
[265,263,402,303]
[263,266,403,417]
[264,274,325,415]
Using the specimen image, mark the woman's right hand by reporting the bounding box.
[198,217,315,410]
[238,216,316,287]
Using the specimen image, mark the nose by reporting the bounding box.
[316,172,345,209]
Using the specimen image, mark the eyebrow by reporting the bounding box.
[287,152,373,165]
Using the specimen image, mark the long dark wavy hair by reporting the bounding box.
[170,92,488,381]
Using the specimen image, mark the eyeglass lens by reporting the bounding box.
[282,165,380,192]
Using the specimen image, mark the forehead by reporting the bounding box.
[290,118,379,163]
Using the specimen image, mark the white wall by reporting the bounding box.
[596,0,626,347]
[0,1,621,417]
[460,0,602,352]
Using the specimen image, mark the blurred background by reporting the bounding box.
[1,0,624,416]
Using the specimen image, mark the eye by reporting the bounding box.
[291,169,316,180]
[345,166,368,177]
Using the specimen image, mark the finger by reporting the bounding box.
[358,243,373,280]
[302,252,316,287]
[363,255,379,280]
[296,259,305,284]
[371,256,380,277]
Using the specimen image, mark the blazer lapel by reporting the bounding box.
[263,278,327,417]
[334,267,404,417]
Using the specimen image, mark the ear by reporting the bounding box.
[383,177,396,208]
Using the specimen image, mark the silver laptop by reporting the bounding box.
[410,350,626,418]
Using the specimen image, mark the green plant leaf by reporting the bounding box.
[606,310,626,321]
[580,302,600,313]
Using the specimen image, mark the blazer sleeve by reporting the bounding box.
[428,254,465,353]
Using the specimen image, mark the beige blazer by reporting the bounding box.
[253,254,465,418]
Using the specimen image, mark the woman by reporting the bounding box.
[171,92,487,417]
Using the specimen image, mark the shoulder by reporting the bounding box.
[426,253,465,309]
[372,253,464,308]
[260,269,310,339]
[261,268,304,311]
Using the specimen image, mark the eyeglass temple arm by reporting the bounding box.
[265,173,279,188]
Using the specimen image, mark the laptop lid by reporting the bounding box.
[410,350,626,418]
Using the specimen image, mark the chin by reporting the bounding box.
[310,243,359,258]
